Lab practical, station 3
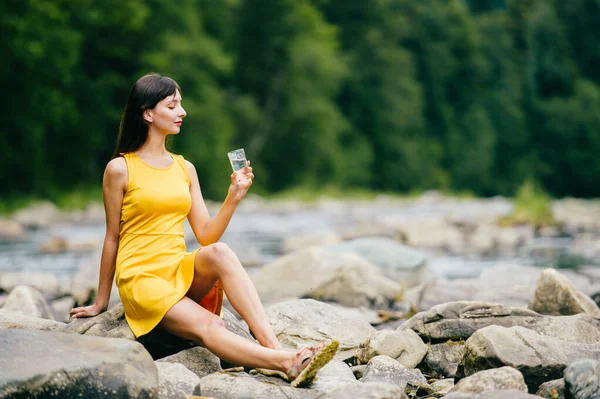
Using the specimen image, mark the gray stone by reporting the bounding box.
[419,342,465,378]
[70,248,120,306]
[65,303,135,340]
[449,366,527,394]
[530,269,600,317]
[1,285,55,320]
[310,360,356,393]
[400,301,600,343]
[266,299,376,360]
[157,346,222,379]
[0,309,67,332]
[326,237,428,282]
[356,329,428,369]
[445,391,544,399]
[361,355,427,390]
[156,362,200,398]
[194,372,318,399]
[0,271,66,300]
[0,329,157,398]
[536,378,565,399]
[412,279,479,312]
[0,219,27,242]
[564,359,600,399]
[463,325,600,391]
[315,382,408,399]
[310,260,401,310]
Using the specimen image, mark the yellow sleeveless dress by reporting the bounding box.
[116,152,223,338]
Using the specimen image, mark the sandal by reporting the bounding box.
[287,340,339,388]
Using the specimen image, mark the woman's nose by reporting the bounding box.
[180,107,187,118]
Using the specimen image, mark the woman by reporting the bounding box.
[69,73,337,387]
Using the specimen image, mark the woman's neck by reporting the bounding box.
[139,130,168,156]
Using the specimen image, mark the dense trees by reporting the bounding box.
[1,0,599,200]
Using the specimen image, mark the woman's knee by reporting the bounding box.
[197,314,226,343]
[197,242,235,268]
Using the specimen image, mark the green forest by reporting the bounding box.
[1,0,599,202]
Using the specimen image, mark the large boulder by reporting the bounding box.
[194,372,318,399]
[356,329,428,368]
[0,329,158,397]
[1,285,55,320]
[309,360,357,393]
[326,237,429,283]
[315,382,408,399]
[156,362,200,399]
[419,342,465,379]
[265,299,376,360]
[252,248,402,307]
[400,301,600,343]
[360,355,428,392]
[444,390,544,399]
[0,219,27,242]
[463,325,600,391]
[309,261,401,310]
[65,303,135,340]
[0,309,67,332]
[156,346,222,379]
[70,248,120,306]
[448,366,528,394]
[12,201,61,229]
[529,269,600,317]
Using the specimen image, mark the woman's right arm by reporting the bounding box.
[70,157,127,319]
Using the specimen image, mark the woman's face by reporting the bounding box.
[145,89,186,135]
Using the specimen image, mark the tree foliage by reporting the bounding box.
[1,0,599,200]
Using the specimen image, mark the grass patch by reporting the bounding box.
[499,179,554,228]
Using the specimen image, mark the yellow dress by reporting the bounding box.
[116,152,223,338]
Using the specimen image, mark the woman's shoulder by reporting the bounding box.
[105,156,128,179]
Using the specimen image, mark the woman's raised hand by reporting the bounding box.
[229,161,254,201]
[69,303,105,319]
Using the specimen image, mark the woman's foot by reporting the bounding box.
[286,340,339,388]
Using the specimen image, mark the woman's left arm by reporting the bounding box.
[186,161,254,246]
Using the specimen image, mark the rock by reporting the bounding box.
[0,271,66,300]
[326,237,429,283]
[156,362,200,398]
[1,285,55,320]
[463,325,600,391]
[536,379,565,399]
[315,382,408,399]
[430,378,454,396]
[0,329,157,397]
[0,309,67,332]
[310,360,357,393]
[282,233,342,254]
[419,342,465,379]
[0,219,27,242]
[445,391,544,399]
[361,355,427,391]
[449,366,527,394]
[399,301,600,343]
[222,306,257,343]
[530,268,600,317]
[309,261,401,310]
[351,365,366,379]
[393,217,465,252]
[356,329,428,369]
[266,299,376,360]
[194,372,318,399]
[13,201,61,229]
[564,359,600,399]
[39,235,69,254]
[473,264,543,308]
[157,346,222,379]
[410,279,479,311]
[51,296,76,323]
[65,303,135,340]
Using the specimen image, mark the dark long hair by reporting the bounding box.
[111,73,182,159]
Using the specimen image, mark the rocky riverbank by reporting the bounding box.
[1,194,599,398]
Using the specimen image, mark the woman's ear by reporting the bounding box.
[143,110,153,123]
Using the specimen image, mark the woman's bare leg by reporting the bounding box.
[185,243,281,350]
[159,297,292,371]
